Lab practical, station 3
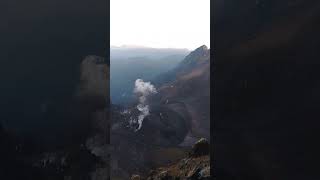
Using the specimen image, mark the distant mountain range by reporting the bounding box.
[110,46,189,59]
[110,46,190,105]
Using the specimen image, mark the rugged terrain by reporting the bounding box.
[131,138,211,180]
[109,45,211,179]
[153,45,210,144]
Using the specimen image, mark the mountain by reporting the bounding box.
[108,45,211,179]
[154,45,210,83]
[110,46,189,60]
[110,46,189,105]
[152,45,211,144]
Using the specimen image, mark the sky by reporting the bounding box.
[111,0,210,50]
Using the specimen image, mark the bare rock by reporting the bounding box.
[131,174,141,180]
[190,138,210,157]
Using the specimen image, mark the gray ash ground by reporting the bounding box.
[109,103,191,179]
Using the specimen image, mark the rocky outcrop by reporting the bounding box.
[131,174,141,180]
[139,139,211,180]
[189,138,210,157]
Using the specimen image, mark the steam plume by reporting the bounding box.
[131,79,157,131]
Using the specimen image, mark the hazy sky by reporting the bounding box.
[111,0,210,50]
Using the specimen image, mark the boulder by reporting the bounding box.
[190,138,210,157]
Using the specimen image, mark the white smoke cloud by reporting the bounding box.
[131,79,157,131]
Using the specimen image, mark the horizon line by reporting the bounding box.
[110,44,210,51]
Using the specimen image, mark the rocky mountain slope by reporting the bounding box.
[108,45,211,179]
[131,138,211,180]
[153,45,210,145]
